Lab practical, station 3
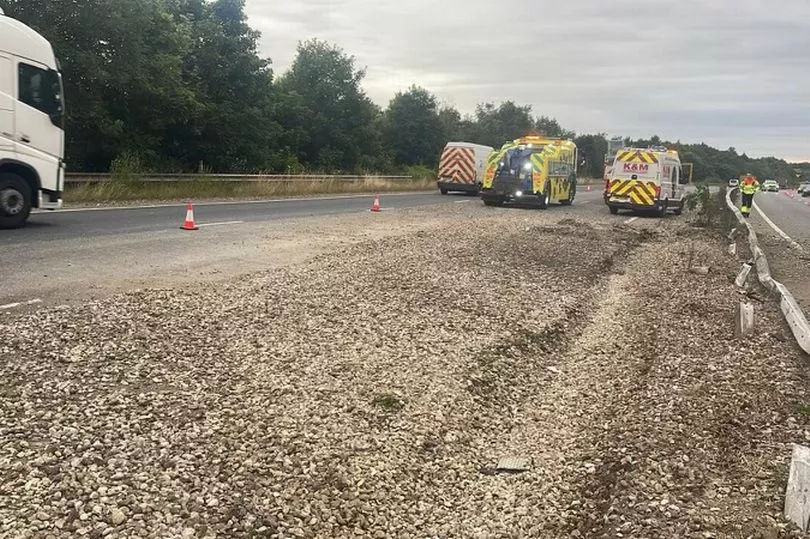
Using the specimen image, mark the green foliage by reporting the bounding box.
[109,151,143,180]
[574,134,608,179]
[626,138,801,186]
[684,184,731,229]
[277,39,380,172]
[474,101,535,148]
[6,1,805,177]
[402,165,436,180]
[383,86,444,167]
[536,115,575,138]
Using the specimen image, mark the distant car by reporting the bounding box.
[762,180,779,192]
[801,184,810,197]
[728,178,739,187]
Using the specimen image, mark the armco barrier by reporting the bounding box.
[726,188,810,354]
[65,174,604,185]
[65,173,415,183]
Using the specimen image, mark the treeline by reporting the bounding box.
[624,136,806,184]
[6,0,807,182]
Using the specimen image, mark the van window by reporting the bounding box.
[18,62,62,116]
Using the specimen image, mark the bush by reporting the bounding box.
[109,151,143,181]
[402,165,436,180]
[684,184,731,229]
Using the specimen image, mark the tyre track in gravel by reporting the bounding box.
[554,226,810,538]
[2,204,808,538]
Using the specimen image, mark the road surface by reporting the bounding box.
[750,189,810,311]
[13,192,445,244]
[752,189,810,248]
[0,188,607,311]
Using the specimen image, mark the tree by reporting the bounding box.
[277,39,379,172]
[3,4,803,178]
[383,86,444,166]
[474,101,534,148]
[535,115,575,138]
[166,0,282,172]
[574,134,608,179]
[7,0,197,171]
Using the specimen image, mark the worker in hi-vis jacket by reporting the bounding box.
[740,174,760,218]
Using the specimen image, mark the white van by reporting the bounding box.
[0,8,65,228]
[604,147,690,216]
[437,142,494,195]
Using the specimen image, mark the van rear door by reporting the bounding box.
[438,144,476,184]
[607,149,661,206]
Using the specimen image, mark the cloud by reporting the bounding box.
[245,0,810,161]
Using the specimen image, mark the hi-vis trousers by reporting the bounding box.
[741,192,754,216]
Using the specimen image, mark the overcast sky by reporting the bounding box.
[245,0,810,162]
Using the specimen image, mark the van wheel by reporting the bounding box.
[0,173,32,229]
[483,200,502,207]
[538,182,550,210]
[673,203,683,216]
[560,185,575,206]
[609,206,618,215]
[658,200,668,218]
[440,188,448,195]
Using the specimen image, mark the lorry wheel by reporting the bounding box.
[0,173,32,229]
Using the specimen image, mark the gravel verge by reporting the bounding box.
[1,207,809,538]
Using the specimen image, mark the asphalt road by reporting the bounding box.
[752,189,810,248]
[747,189,810,313]
[1,189,608,311]
[9,192,447,245]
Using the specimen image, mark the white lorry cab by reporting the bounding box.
[604,146,690,217]
[437,142,494,195]
[0,8,65,228]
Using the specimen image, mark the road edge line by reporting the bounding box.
[727,188,810,354]
[37,191,436,214]
[753,201,804,252]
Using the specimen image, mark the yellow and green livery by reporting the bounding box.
[479,135,578,209]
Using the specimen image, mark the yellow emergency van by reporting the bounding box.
[479,135,578,209]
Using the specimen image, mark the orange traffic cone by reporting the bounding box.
[370,194,381,212]
[180,203,198,230]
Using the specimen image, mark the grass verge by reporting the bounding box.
[64,177,435,206]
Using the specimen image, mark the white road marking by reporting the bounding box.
[36,192,433,214]
[626,217,639,224]
[0,298,43,311]
[454,200,471,204]
[196,220,245,228]
[753,202,804,251]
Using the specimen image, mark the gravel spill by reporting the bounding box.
[1,206,809,538]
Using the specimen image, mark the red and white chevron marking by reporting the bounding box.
[438,147,476,184]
